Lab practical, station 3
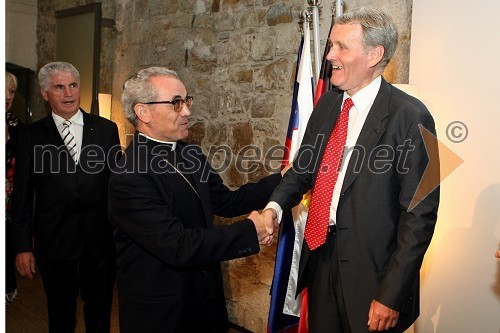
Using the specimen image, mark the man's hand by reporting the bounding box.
[367,299,400,332]
[16,252,36,279]
[262,208,279,234]
[248,211,274,246]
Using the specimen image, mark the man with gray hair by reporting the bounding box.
[108,66,282,332]
[258,8,439,332]
[12,61,121,332]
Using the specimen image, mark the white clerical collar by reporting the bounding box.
[138,133,177,150]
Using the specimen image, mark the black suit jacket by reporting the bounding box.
[12,110,121,260]
[270,78,439,332]
[108,134,281,332]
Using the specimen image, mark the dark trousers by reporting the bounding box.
[37,249,116,333]
[5,223,17,294]
[306,231,352,333]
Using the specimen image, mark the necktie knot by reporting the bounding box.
[343,97,354,112]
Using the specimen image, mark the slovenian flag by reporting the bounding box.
[267,24,314,333]
[268,20,335,333]
[295,21,335,333]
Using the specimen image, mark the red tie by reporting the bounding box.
[304,97,353,250]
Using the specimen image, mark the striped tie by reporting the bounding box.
[62,120,78,163]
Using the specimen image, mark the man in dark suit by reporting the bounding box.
[108,66,281,332]
[259,8,440,332]
[12,62,121,332]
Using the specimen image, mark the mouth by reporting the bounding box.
[332,65,343,71]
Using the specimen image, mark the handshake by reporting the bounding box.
[248,208,280,246]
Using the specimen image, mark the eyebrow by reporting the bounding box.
[172,94,189,100]
[53,82,78,87]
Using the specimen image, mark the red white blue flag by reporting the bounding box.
[267,25,314,333]
[268,20,334,333]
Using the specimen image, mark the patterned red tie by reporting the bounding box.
[304,97,353,250]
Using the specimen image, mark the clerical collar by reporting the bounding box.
[138,133,177,151]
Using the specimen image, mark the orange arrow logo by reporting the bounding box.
[409,125,464,211]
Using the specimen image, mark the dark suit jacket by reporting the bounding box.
[12,110,121,260]
[108,134,281,333]
[270,78,439,332]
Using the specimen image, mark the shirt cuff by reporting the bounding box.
[264,201,283,224]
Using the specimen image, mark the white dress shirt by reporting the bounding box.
[267,76,382,224]
[52,110,84,164]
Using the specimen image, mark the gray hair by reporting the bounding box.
[6,71,18,90]
[336,8,398,69]
[121,67,179,126]
[38,62,80,91]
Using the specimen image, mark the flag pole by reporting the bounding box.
[299,9,312,93]
[299,9,311,36]
[307,0,321,89]
[336,0,343,17]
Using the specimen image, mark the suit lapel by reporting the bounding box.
[42,114,65,146]
[41,114,75,169]
[80,110,95,166]
[311,93,343,184]
[340,79,391,194]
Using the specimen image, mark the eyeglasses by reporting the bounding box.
[143,96,193,112]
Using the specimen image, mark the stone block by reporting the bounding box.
[206,122,228,146]
[212,0,221,12]
[225,163,246,187]
[212,16,235,32]
[254,58,290,90]
[251,94,276,118]
[229,68,253,83]
[250,34,276,61]
[187,121,206,146]
[230,122,254,153]
[267,3,293,26]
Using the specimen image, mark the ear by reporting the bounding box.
[134,103,150,124]
[40,89,49,102]
[368,45,385,68]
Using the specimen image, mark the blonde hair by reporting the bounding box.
[6,71,18,91]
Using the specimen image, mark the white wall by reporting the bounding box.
[410,1,500,332]
[6,0,37,70]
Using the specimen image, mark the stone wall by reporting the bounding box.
[35,0,412,331]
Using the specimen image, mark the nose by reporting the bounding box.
[63,86,72,96]
[326,45,336,62]
[5,89,12,100]
[180,103,191,116]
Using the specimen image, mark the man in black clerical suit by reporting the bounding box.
[12,62,121,332]
[108,66,281,332]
